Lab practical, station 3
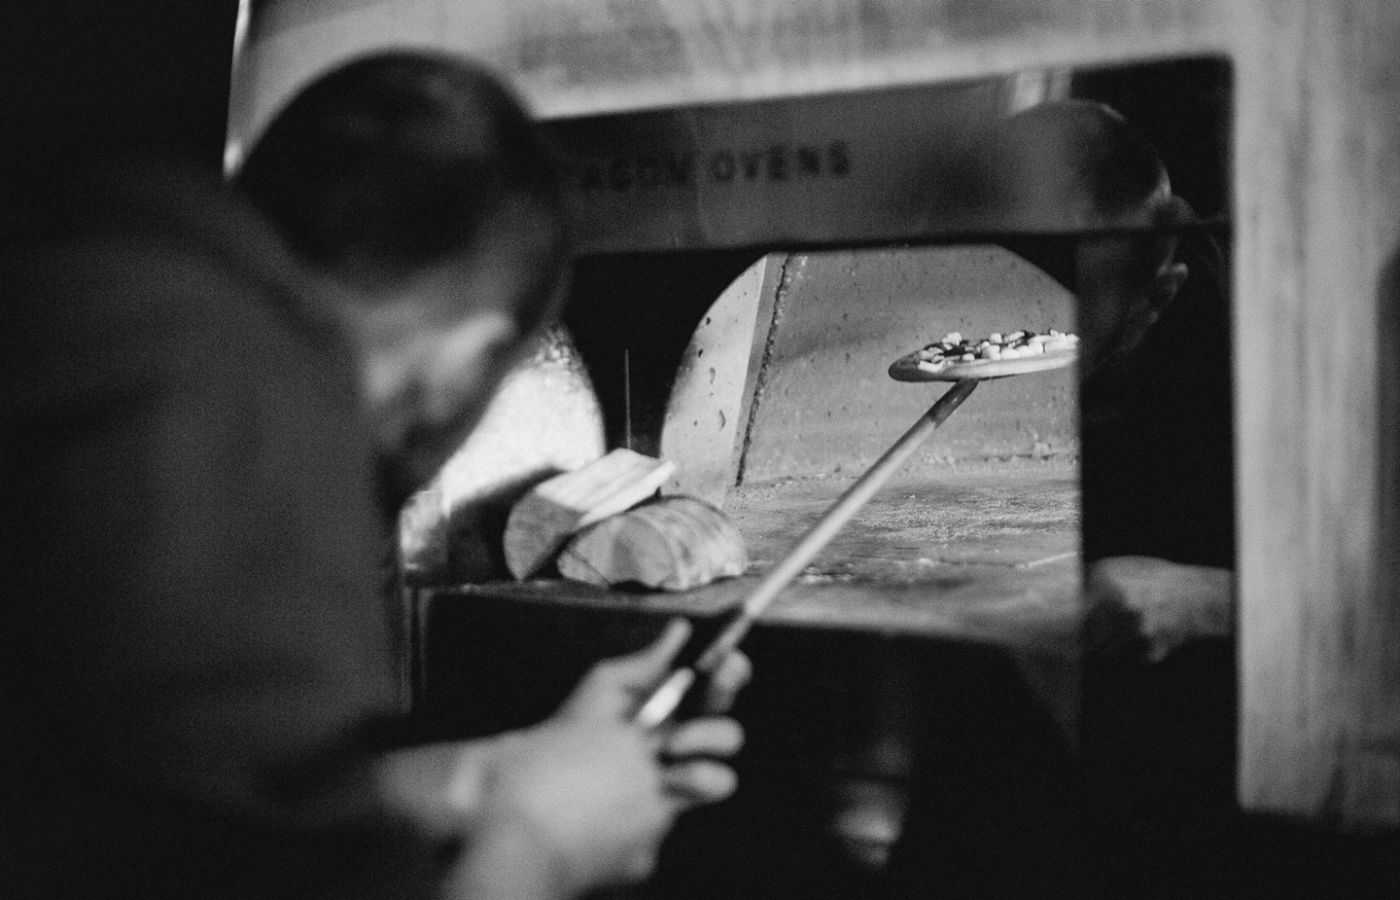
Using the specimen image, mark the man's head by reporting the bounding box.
[235,52,570,503]
[982,100,1190,375]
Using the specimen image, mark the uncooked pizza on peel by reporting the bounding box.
[888,329,1079,382]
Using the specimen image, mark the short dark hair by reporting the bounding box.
[984,101,1181,292]
[235,52,567,286]
[990,100,1170,224]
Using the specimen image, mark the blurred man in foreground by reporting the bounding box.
[1,52,746,899]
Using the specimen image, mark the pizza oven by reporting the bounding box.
[231,0,1400,889]
[381,56,1240,895]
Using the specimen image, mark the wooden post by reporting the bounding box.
[1232,0,1400,826]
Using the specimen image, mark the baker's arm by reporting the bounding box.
[374,621,749,899]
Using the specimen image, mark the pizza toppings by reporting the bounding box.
[915,329,1078,372]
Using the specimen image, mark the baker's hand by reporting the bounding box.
[441,622,748,899]
[443,718,669,898]
[556,619,749,806]
[1084,555,1234,662]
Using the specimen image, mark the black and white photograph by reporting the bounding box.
[3,2,1399,898]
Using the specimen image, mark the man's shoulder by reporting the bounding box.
[1,157,352,405]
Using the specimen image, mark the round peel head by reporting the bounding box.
[888,346,1077,382]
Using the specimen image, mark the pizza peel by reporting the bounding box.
[634,337,1078,728]
[888,346,1078,382]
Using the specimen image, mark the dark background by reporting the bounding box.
[0,3,240,233]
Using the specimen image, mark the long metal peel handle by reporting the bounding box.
[634,667,696,729]
[631,379,981,729]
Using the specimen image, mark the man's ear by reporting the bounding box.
[1145,193,1195,317]
[1116,260,1188,357]
[1148,261,1189,319]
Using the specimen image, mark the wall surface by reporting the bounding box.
[231,0,1400,828]
[0,2,240,229]
[229,0,1214,151]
